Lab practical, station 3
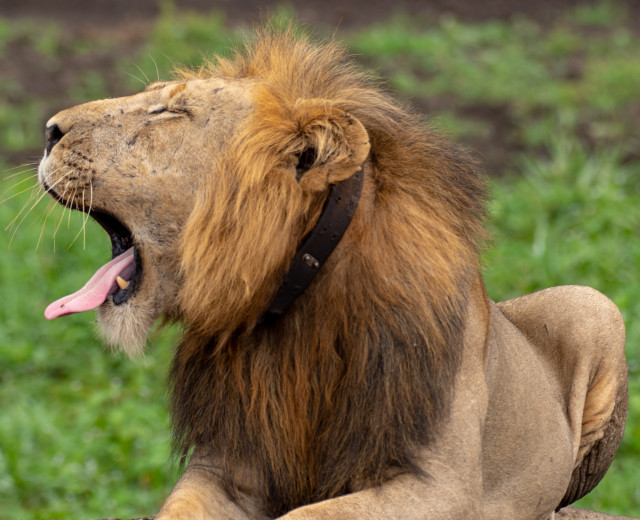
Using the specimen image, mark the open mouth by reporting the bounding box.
[90,210,142,306]
[41,181,143,319]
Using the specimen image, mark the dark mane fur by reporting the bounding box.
[170,26,486,517]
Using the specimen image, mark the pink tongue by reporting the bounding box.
[44,247,135,320]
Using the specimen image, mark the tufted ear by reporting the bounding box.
[287,98,370,192]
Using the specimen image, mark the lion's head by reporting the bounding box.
[38,73,257,353]
[39,27,487,515]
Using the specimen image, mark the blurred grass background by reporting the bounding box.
[1,1,639,518]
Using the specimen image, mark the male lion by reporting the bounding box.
[38,27,628,520]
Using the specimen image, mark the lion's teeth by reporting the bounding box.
[116,276,129,290]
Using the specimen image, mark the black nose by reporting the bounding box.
[45,124,64,155]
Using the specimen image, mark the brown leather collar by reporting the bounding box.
[262,168,365,323]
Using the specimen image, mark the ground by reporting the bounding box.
[3,0,640,28]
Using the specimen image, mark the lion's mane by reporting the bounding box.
[170,27,487,517]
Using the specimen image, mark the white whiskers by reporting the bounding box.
[2,164,94,251]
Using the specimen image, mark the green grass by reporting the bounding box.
[1,2,639,518]
[123,1,239,89]
[0,101,47,153]
[349,9,640,160]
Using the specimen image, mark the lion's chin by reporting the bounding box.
[96,300,157,357]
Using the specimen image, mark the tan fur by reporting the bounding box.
[38,26,628,519]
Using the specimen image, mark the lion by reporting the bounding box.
[37,27,629,520]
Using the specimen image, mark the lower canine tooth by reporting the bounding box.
[116,276,129,290]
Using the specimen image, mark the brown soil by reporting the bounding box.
[2,0,640,29]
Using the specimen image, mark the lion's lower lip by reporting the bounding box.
[112,245,140,305]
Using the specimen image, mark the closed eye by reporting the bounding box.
[149,106,167,115]
[148,105,190,117]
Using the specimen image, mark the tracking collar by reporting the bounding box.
[262,167,365,322]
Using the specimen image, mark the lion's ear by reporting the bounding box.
[290,99,370,192]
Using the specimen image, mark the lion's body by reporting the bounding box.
[38,27,628,519]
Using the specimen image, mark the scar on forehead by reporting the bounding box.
[169,83,187,97]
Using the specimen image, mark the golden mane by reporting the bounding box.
[170,27,487,517]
